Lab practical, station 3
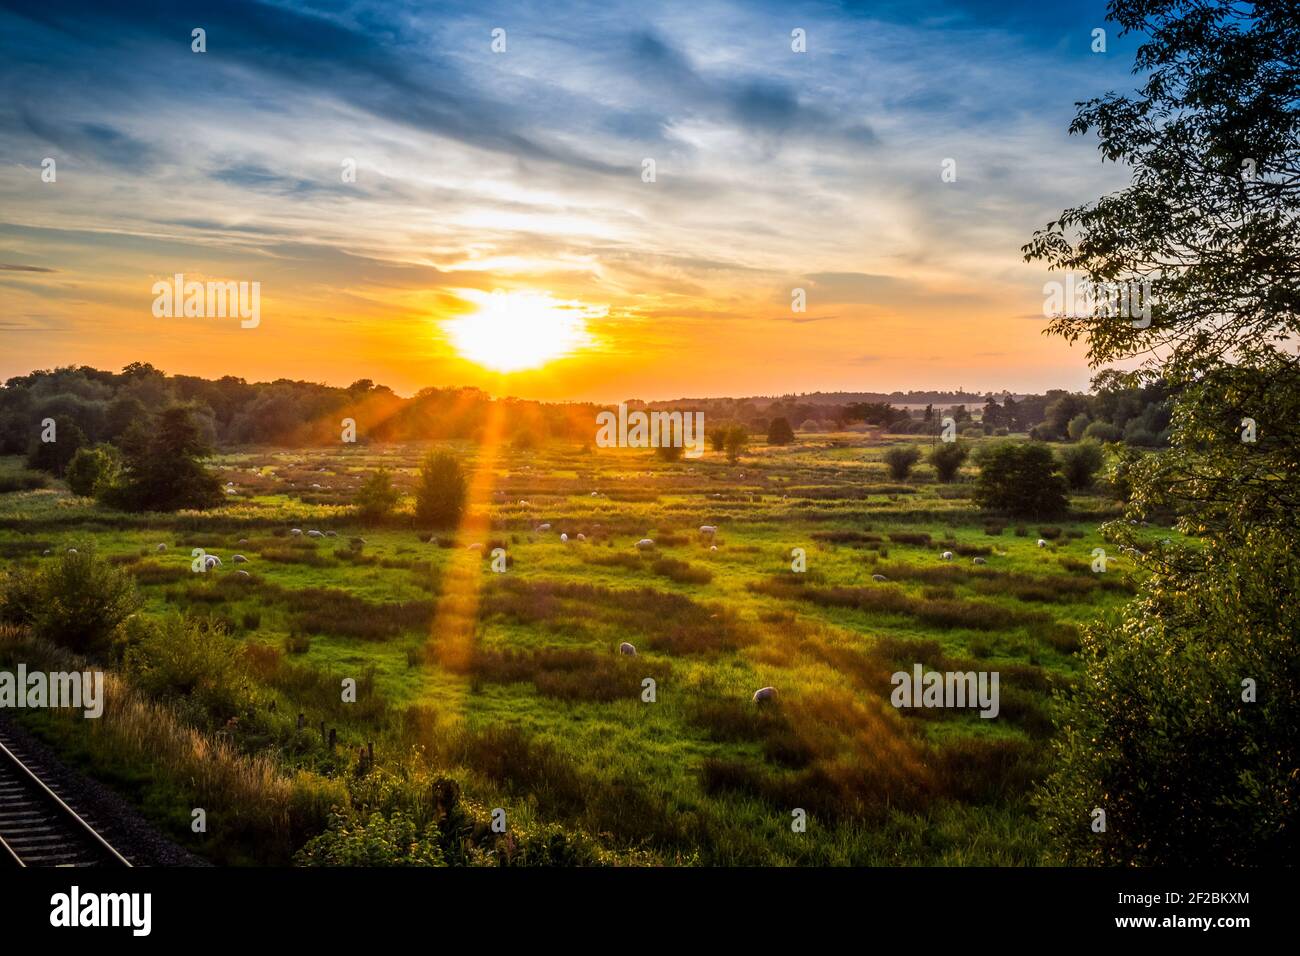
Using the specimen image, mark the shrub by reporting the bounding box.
[882,445,921,480]
[123,615,256,727]
[26,417,85,476]
[767,417,795,446]
[1083,420,1121,442]
[1066,413,1091,441]
[1057,440,1104,490]
[927,441,969,482]
[65,445,121,497]
[973,442,1068,518]
[355,467,401,522]
[724,425,748,462]
[414,451,467,529]
[0,550,140,656]
[655,442,684,462]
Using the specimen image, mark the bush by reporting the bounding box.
[123,615,256,727]
[973,442,1068,518]
[724,426,748,463]
[1057,440,1104,490]
[654,442,684,462]
[927,441,969,482]
[1066,413,1091,441]
[1083,420,1121,442]
[26,417,85,476]
[414,452,467,529]
[65,445,121,497]
[767,417,795,446]
[882,445,921,480]
[355,467,401,522]
[0,471,47,493]
[0,550,140,656]
[707,427,728,453]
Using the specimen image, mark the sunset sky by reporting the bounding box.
[0,0,1140,401]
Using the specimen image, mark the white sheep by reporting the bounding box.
[872,574,888,582]
[618,642,636,656]
[560,533,569,543]
[233,555,249,563]
[576,533,586,542]
[1036,539,1048,548]
[156,543,168,552]
[234,569,251,578]
[709,545,718,552]
[203,554,222,570]
[941,551,954,561]
[325,531,337,537]
[468,542,484,550]
[699,525,717,536]
[752,686,777,704]
[307,530,324,538]
[972,557,987,565]
[636,538,655,551]
[290,529,302,536]
[67,548,78,554]
[42,549,51,556]
[536,523,552,532]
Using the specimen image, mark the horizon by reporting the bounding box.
[0,0,1140,401]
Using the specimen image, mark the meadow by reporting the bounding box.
[0,432,1166,865]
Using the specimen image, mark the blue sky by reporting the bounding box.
[0,0,1146,400]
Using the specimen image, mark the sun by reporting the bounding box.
[444,290,598,372]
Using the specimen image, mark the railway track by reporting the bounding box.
[0,728,131,868]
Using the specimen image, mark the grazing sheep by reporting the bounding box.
[349,537,366,548]
[468,542,483,550]
[972,557,987,565]
[234,569,251,578]
[618,642,636,656]
[156,543,168,552]
[636,538,655,551]
[232,555,248,563]
[325,531,337,537]
[307,530,324,538]
[709,545,718,551]
[536,523,552,532]
[224,487,238,495]
[290,529,303,536]
[1036,539,1048,548]
[872,574,888,582]
[590,491,599,497]
[42,549,51,556]
[237,539,248,545]
[203,555,222,570]
[576,534,586,542]
[699,525,717,536]
[941,551,954,561]
[560,533,569,543]
[311,483,323,489]
[67,548,77,554]
[752,686,778,704]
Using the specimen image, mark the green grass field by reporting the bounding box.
[0,434,1173,865]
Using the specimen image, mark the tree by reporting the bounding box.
[355,467,401,523]
[973,442,1067,518]
[26,417,84,476]
[707,427,728,453]
[101,406,222,512]
[65,445,121,497]
[1066,413,1091,441]
[1057,439,1104,490]
[927,441,969,482]
[767,416,795,446]
[1025,0,1300,864]
[882,445,921,481]
[414,451,467,529]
